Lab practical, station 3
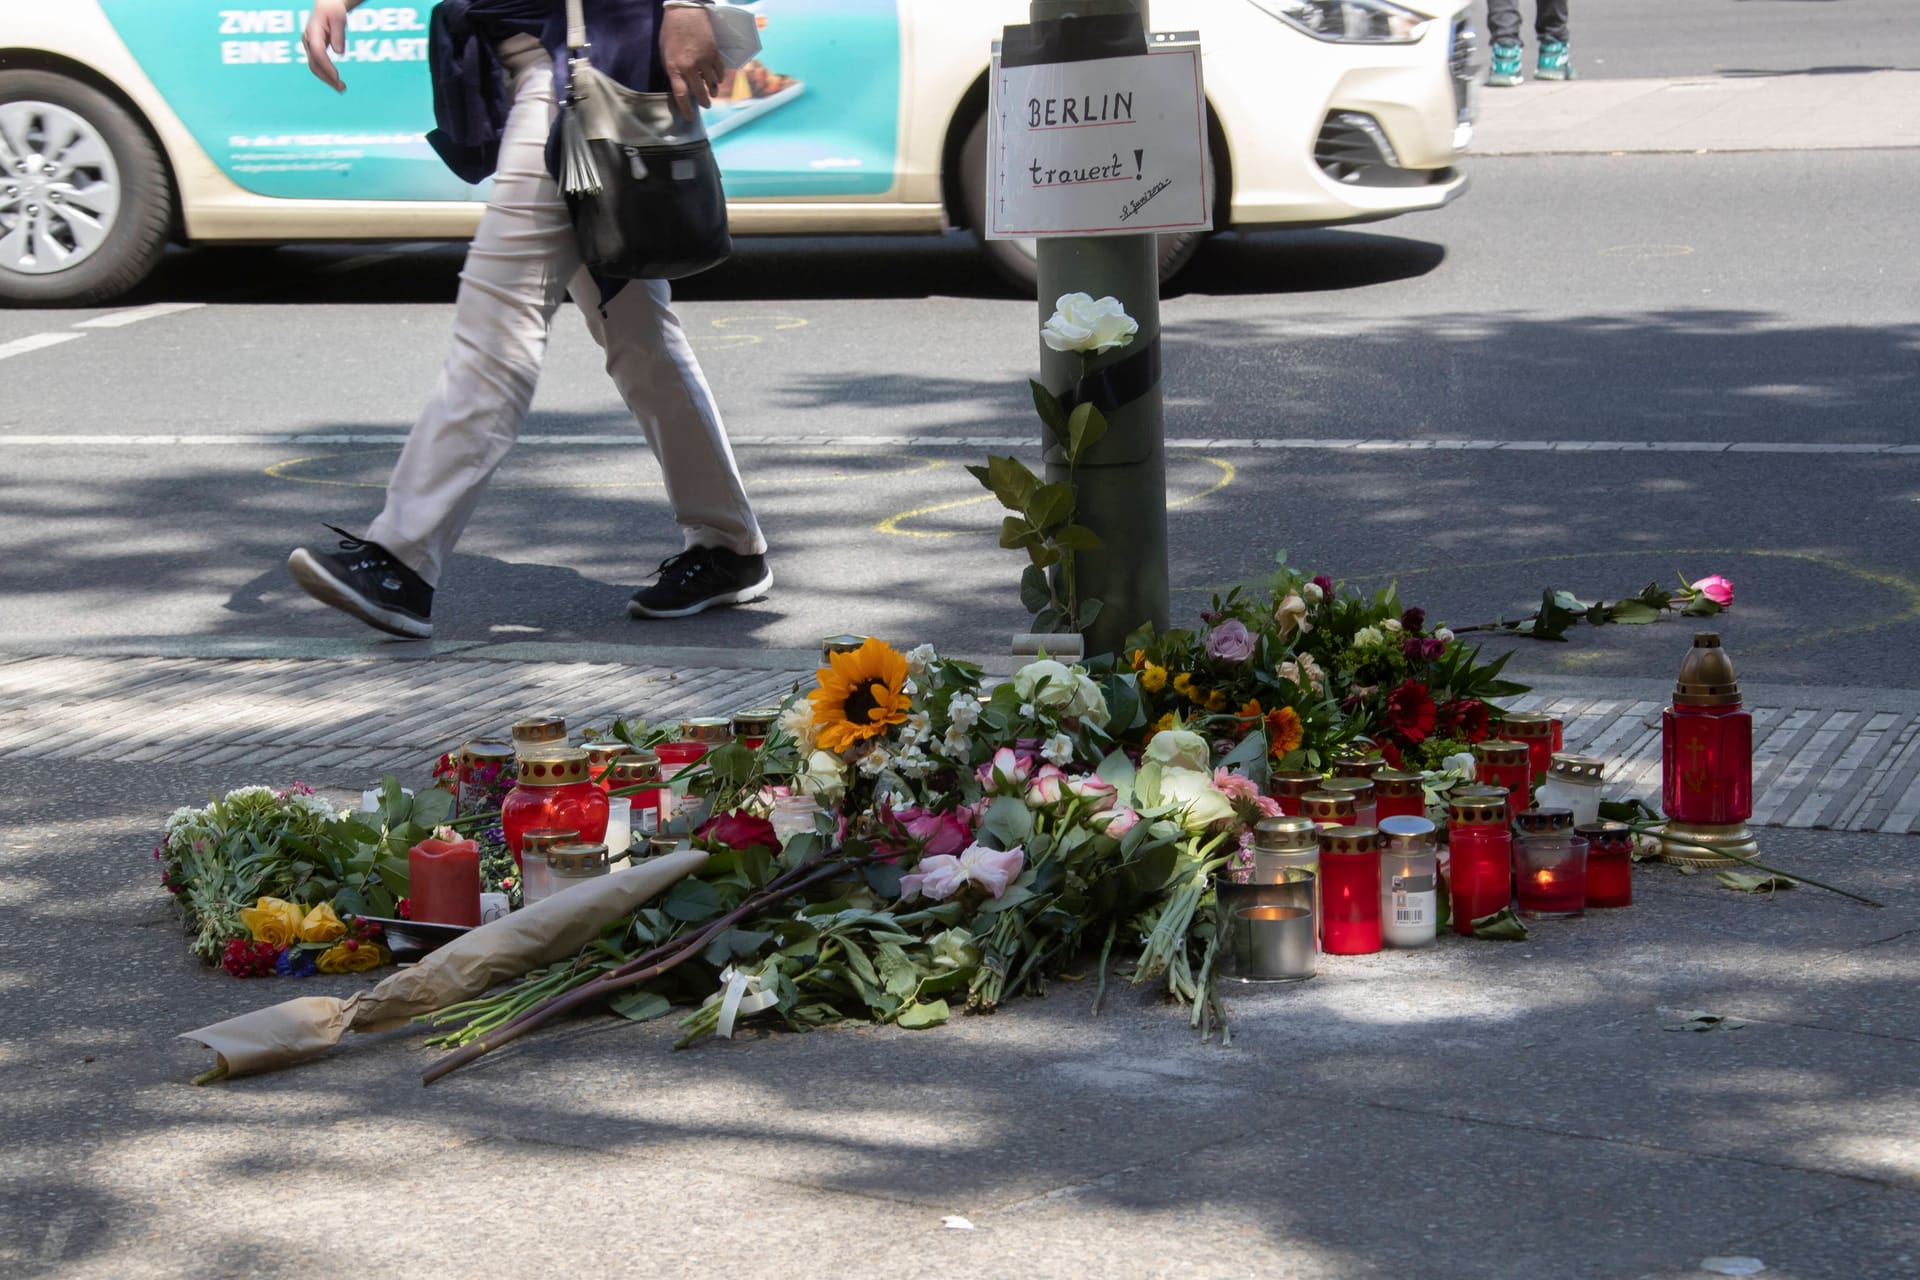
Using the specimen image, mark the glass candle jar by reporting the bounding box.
[1500,712,1557,781]
[821,634,872,665]
[1321,778,1377,831]
[1266,771,1324,817]
[1577,820,1634,908]
[1514,807,1586,919]
[657,717,731,778]
[1251,816,1321,943]
[604,797,633,861]
[516,827,578,907]
[731,708,778,750]
[1378,816,1439,948]
[1370,769,1426,824]
[584,740,627,794]
[502,747,609,865]
[1662,633,1753,825]
[769,794,820,847]
[510,716,567,754]
[1446,789,1512,935]
[455,740,515,818]
[1535,753,1606,827]
[1318,826,1383,954]
[546,841,611,896]
[1473,740,1533,816]
[608,752,667,837]
[1299,791,1357,830]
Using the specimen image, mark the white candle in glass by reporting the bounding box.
[604,797,633,861]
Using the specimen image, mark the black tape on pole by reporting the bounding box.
[1001,14,1148,68]
[1057,335,1161,417]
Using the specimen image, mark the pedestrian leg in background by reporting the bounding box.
[1486,0,1524,86]
[1534,0,1574,80]
[287,37,575,639]
[571,275,773,620]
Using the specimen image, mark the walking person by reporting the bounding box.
[1486,0,1573,87]
[286,0,770,639]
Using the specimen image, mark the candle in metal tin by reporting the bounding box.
[1250,816,1321,940]
[820,634,872,665]
[731,707,779,750]
[1320,777,1376,831]
[454,740,514,816]
[608,751,668,837]
[1472,739,1533,815]
[516,827,579,907]
[510,716,567,752]
[1370,769,1427,824]
[1500,712,1557,780]
[1299,791,1357,829]
[1535,753,1606,827]
[545,841,611,895]
[1266,770,1324,817]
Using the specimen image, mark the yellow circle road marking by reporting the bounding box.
[710,315,809,331]
[875,457,1236,539]
[1598,244,1696,259]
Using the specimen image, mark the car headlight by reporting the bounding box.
[1244,0,1432,43]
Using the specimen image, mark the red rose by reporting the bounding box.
[1384,680,1437,746]
[1438,698,1491,744]
[696,810,780,853]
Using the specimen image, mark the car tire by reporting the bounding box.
[0,71,174,308]
[958,112,1208,296]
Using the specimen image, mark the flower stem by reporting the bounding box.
[1090,919,1117,1016]
[1641,825,1884,908]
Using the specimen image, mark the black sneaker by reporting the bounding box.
[286,525,434,639]
[628,546,772,620]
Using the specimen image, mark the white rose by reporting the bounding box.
[1300,582,1324,605]
[1435,627,1455,644]
[800,750,848,805]
[1273,592,1311,639]
[1145,729,1210,772]
[1041,733,1074,767]
[1156,767,1237,833]
[1382,618,1403,633]
[1353,626,1385,650]
[1443,752,1476,780]
[1041,292,1138,355]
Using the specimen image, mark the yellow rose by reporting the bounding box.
[317,940,386,974]
[239,897,303,948]
[298,902,346,943]
[1141,662,1167,693]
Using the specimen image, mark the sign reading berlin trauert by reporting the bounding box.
[987,43,1209,240]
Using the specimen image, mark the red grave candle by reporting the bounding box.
[584,741,627,795]
[1577,821,1634,908]
[408,835,481,927]
[1317,826,1383,955]
[1473,740,1532,816]
[1501,713,1556,782]
[609,751,670,838]
[1662,635,1753,825]
[1371,769,1427,824]
[1514,808,1586,919]
[1299,791,1356,830]
[732,708,778,751]
[1267,771,1323,818]
[454,740,515,818]
[1446,789,1512,934]
[502,747,609,864]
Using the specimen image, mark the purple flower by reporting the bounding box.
[1206,619,1257,664]
[1400,607,1426,633]
[1312,574,1334,595]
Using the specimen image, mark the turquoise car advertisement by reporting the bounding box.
[96,0,903,201]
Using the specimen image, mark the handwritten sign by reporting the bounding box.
[987,45,1209,239]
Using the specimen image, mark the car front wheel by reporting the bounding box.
[0,70,173,307]
[958,112,1208,296]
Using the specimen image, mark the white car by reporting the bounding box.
[0,0,1475,304]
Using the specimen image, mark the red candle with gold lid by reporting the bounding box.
[1473,739,1533,816]
[502,747,608,863]
[1317,826,1383,955]
[1370,769,1426,823]
[1266,771,1323,817]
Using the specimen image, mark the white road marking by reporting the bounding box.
[0,332,84,362]
[0,432,1916,456]
[71,302,205,329]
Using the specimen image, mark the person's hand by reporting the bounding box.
[660,5,724,119]
[303,0,350,93]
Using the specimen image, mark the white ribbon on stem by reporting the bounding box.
[713,964,779,1039]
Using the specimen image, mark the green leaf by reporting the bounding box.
[897,998,950,1029]
[1067,402,1108,462]
[410,788,454,829]
[982,795,1035,847]
[1029,481,1075,530]
[1101,675,1143,736]
[999,516,1041,551]
[609,990,673,1023]
[1029,379,1068,436]
[1053,524,1103,552]
[964,462,992,489]
[1716,870,1796,894]
[1682,595,1724,617]
[986,454,1039,511]
[703,743,758,786]
[1663,1009,1748,1033]
[1027,544,1062,570]
[662,877,724,923]
[1032,605,1066,634]
[1471,906,1530,940]
[1096,747,1137,801]
[1607,600,1660,625]
[702,927,774,967]
[1076,597,1104,630]
[1020,564,1053,614]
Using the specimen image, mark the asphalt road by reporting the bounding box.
[3,17,1918,690]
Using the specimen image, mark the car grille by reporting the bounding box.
[1314,112,1449,188]
[1450,16,1478,123]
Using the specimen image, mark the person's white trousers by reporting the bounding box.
[364,35,764,588]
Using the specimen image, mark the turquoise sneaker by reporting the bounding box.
[1536,39,1575,80]
[1488,40,1523,87]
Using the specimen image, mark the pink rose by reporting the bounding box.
[900,854,968,902]
[975,746,1033,796]
[1094,806,1140,837]
[1025,763,1068,808]
[1205,619,1256,664]
[1692,574,1734,607]
[959,844,1025,898]
[1064,774,1118,812]
[903,808,972,856]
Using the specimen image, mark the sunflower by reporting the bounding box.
[809,638,913,752]
[1265,707,1305,757]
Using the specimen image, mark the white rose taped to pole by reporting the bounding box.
[182,850,708,1079]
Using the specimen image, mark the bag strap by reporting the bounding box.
[565,0,588,56]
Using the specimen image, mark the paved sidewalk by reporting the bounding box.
[1474,69,1920,155]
